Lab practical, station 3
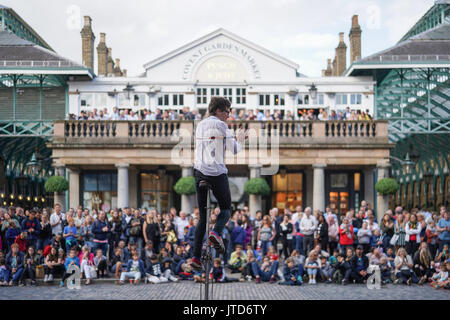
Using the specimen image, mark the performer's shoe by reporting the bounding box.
[208,231,225,254]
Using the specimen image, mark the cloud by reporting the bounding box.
[281,33,337,49]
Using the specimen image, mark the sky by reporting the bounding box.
[4,0,436,77]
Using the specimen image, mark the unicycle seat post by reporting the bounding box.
[198,180,213,300]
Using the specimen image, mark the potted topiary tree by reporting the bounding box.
[244,178,270,217]
[44,176,69,210]
[375,177,399,222]
[174,176,196,214]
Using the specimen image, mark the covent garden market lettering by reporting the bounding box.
[182,42,262,80]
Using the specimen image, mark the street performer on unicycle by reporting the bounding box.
[191,97,248,272]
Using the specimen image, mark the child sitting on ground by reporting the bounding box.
[379,256,392,284]
[118,252,145,285]
[145,254,168,284]
[93,248,108,278]
[304,251,320,284]
[211,258,239,283]
[430,260,449,290]
[279,258,302,286]
[319,255,333,283]
[161,258,178,282]
[0,258,8,286]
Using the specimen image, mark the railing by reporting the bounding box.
[0,120,54,137]
[0,60,82,68]
[365,55,450,62]
[53,120,389,146]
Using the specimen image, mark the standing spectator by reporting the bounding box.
[128,209,144,253]
[405,213,421,256]
[300,207,316,255]
[174,211,189,245]
[316,214,329,254]
[393,213,407,249]
[50,204,65,236]
[426,220,439,258]
[80,215,94,251]
[436,210,450,253]
[109,210,123,257]
[143,211,161,253]
[327,215,339,254]
[339,217,355,253]
[357,222,372,254]
[241,214,253,248]
[21,209,41,249]
[92,211,110,256]
[37,214,52,251]
[257,216,275,257]
[63,217,78,252]
[231,220,246,250]
[380,213,394,250]
[279,214,294,259]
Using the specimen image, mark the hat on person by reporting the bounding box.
[356,245,364,250]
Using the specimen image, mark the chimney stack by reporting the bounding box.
[332,58,337,76]
[96,32,108,76]
[114,58,122,77]
[324,58,333,76]
[80,16,95,70]
[107,47,115,76]
[335,32,347,76]
[349,14,362,64]
[122,69,127,77]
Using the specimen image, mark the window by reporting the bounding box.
[80,93,93,107]
[297,94,309,105]
[82,171,118,212]
[311,93,324,105]
[236,88,246,104]
[173,94,184,106]
[350,93,362,105]
[158,94,169,106]
[336,93,348,105]
[197,88,207,104]
[274,94,285,106]
[223,88,232,103]
[210,88,220,96]
[118,93,129,107]
[259,94,270,106]
[133,93,146,107]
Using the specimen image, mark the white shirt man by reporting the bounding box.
[50,206,66,235]
[110,107,120,120]
[174,211,190,241]
[300,211,317,236]
[194,115,241,176]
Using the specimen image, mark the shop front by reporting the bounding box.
[325,170,363,215]
[271,171,304,214]
[81,171,118,211]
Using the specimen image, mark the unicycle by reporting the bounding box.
[198,180,214,300]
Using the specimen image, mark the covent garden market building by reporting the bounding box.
[0,1,449,221]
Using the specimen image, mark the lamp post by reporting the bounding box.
[423,165,434,210]
[309,83,318,100]
[402,153,415,175]
[123,83,135,104]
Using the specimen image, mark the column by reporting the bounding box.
[364,167,375,209]
[248,164,262,218]
[68,167,80,210]
[54,165,66,211]
[116,163,129,209]
[129,166,138,208]
[305,167,313,208]
[181,165,193,214]
[312,164,326,212]
[376,161,391,223]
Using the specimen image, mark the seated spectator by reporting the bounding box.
[240,249,257,282]
[60,248,80,287]
[394,247,418,285]
[379,256,393,284]
[110,248,125,279]
[319,255,333,283]
[6,243,24,286]
[430,259,449,289]
[142,241,156,268]
[304,251,320,284]
[21,246,41,286]
[211,258,238,283]
[413,242,434,285]
[251,256,279,284]
[178,258,195,281]
[161,258,178,282]
[266,245,279,261]
[118,252,145,285]
[93,248,108,278]
[145,254,169,284]
[79,246,94,285]
[228,244,247,273]
[44,246,63,282]
[386,246,396,269]
[350,245,369,284]
[279,257,302,286]
[0,258,8,285]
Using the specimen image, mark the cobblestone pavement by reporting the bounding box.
[0,281,449,300]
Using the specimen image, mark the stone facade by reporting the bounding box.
[335,32,347,76]
[349,15,362,64]
[97,33,108,76]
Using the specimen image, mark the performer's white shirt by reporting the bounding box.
[194,116,241,176]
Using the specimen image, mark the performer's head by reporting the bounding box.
[208,97,231,121]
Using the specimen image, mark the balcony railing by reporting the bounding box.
[53,120,389,147]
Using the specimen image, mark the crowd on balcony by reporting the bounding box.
[0,201,448,289]
[67,106,373,122]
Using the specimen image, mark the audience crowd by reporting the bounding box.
[0,201,448,290]
[67,106,373,122]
